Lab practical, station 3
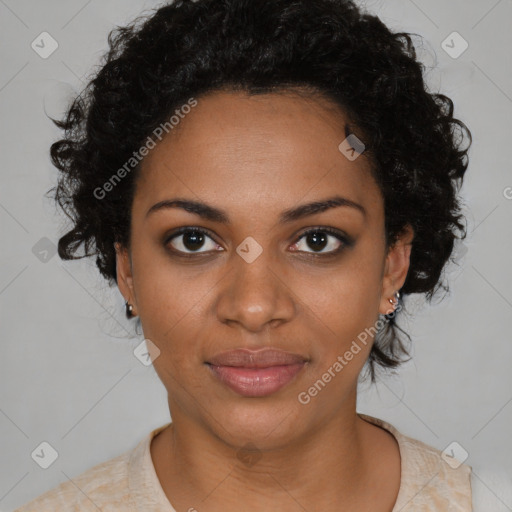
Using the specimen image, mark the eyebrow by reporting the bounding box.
[145,195,366,223]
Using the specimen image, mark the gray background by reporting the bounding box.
[0,0,511,510]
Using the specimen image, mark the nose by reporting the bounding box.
[215,248,296,333]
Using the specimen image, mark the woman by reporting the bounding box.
[16,0,473,510]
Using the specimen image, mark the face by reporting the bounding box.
[116,89,413,449]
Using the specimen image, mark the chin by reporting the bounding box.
[221,401,303,448]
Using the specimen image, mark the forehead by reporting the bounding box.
[133,90,381,222]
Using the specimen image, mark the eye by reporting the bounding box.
[164,226,353,258]
[165,227,222,255]
[290,227,351,256]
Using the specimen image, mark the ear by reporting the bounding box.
[114,242,137,315]
[379,224,414,315]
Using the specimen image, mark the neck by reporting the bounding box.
[150,403,394,511]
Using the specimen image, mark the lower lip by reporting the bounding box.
[207,363,306,397]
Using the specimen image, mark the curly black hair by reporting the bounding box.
[48,0,472,383]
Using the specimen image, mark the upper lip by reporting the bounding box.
[206,348,308,368]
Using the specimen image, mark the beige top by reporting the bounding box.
[14,413,472,511]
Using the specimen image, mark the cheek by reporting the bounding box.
[131,242,209,336]
[133,255,235,358]
[308,256,382,330]
[143,290,207,399]
[298,257,383,373]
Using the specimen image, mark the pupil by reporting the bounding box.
[307,231,327,251]
[183,231,204,251]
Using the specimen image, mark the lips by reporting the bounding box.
[207,348,307,368]
[206,348,308,397]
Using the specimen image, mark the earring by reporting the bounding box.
[388,290,400,310]
[125,300,135,319]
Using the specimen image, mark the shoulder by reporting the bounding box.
[395,431,473,510]
[13,444,134,511]
[358,413,473,511]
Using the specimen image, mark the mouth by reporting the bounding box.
[205,348,308,397]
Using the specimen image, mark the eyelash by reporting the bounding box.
[164,226,353,259]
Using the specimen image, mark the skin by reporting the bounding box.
[115,89,414,512]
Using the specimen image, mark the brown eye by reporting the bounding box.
[290,228,353,255]
[166,228,221,254]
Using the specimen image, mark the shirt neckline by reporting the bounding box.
[128,421,175,510]
[356,412,411,510]
[357,413,469,510]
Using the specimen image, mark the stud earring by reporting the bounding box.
[388,290,400,310]
[125,300,135,319]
